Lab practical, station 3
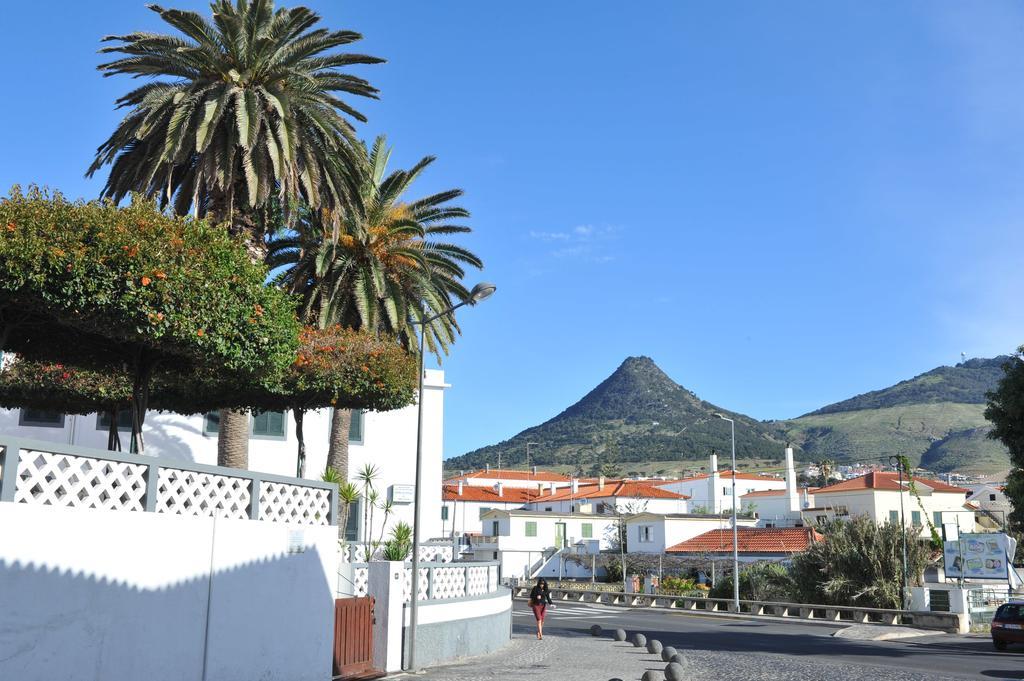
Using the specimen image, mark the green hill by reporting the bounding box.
[448,355,1013,476]
[445,356,788,473]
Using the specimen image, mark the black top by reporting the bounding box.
[530,585,552,606]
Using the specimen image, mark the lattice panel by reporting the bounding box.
[467,566,488,596]
[403,567,431,602]
[418,544,454,563]
[488,565,499,592]
[431,566,466,600]
[352,566,369,598]
[14,449,148,511]
[259,481,331,526]
[156,468,250,519]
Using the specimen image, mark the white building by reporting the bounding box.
[0,369,450,544]
[472,509,616,580]
[653,453,787,513]
[812,471,975,539]
[441,481,539,540]
[967,483,1011,530]
[624,512,759,554]
[523,478,689,515]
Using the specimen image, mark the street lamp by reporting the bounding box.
[407,282,495,672]
[713,413,740,613]
[889,454,910,610]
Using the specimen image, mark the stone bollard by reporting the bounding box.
[613,628,627,642]
[590,624,603,636]
[647,639,663,655]
[632,633,647,648]
[641,671,665,681]
[664,662,685,681]
[671,653,686,665]
[661,646,677,662]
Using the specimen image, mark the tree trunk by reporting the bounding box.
[326,408,352,478]
[217,409,249,469]
[107,409,121,452]
[294,408,306,478]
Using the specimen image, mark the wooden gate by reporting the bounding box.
[333,596,377,679]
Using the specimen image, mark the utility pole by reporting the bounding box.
[889,455,910,610]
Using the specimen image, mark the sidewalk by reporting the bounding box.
[395,625,966,681]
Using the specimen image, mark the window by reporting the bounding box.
[251,410,286,439]
[491,520,500,536]
[723,487,732,496]
[911,510,922,527]
[478,506,492,519]
[203,411,220,435]
[638,526,653,543]
[544,506,553,512]
[765,522,776,529]
[96,411,133,431]
[525,521,537,537]
[581,523,593,539]
[343,499,361,542]
[933,512,943,528]
[349,409,364,443]
[834,505,848,516]
[889,510,900,523]
[493,551,499,560]
[990,494,998,502]
[19,409,64,428]
[816,515,828,524]
[441,506,449,521]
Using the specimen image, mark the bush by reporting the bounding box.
[381,522,413,561]
[788,516,930,609]
[709,561,794,602]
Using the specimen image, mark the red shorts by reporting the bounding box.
[531,603,547,621]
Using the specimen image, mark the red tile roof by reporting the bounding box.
[666,527,822,554]
[814,471,968,495]
[441,484,539,503]
[538,480,689,502]
[445,469,571,483]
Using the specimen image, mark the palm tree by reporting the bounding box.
[267,135,483,478]
[87,0,381,468]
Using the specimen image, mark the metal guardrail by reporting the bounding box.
[0,436,338,526]
[515,586,964,633]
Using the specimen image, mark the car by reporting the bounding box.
[991,602,1024,650]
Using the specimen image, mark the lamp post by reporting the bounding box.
[407,282,496,672]
[713,413,740,613]
[889,454,910,610]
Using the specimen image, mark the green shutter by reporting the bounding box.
[204,411,220,435]
[582,523,593,538]
[889,510,899,523]
[911,511,921,526]
[525,521,537,537]
[441,506,449,521]
[349,409,364,441]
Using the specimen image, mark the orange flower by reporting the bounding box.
[141,276,152,286]
[5,222,15,232]
[197,329,205,337]
[153,270,167,280]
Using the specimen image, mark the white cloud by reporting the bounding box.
[528,223,620,264]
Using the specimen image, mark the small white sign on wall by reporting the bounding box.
[389,484,415,504]
[287,529,306,554]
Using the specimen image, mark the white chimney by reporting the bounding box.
[785,446,799,513]
[485,463,490,472]
[538,482,545,495]
[549,482,557,495]
[802,487,810,509]
[457,480,464,496]
[708,452,722,513]
[532,465,538,474]
[598,476,606,491]
[495,482,504,497]
[571,479,580,494]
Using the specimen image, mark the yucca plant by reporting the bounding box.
[87,0,382,469]
[381,521,413,561]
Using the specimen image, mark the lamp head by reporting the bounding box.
[468,282,497,304]
[713,413,725,420]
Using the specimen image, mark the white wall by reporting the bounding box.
[813,489,976,538]
[0,369,447,543]
[625,515,760,554]
[657,475,786,513]
[441,498,526,538]
[0,502,338,681]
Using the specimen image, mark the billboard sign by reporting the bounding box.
[943,533,1010,580]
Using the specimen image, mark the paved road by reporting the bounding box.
[510,599,1024,680]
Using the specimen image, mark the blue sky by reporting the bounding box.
[2,1,1023,460]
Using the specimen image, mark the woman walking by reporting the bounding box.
[529,577,553,640]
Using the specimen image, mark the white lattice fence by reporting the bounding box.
[259,481,331,525]
[488,565,499,592]
[431,566,467,600]
[467,566,488,596]
[352,565,370,598]
[418,544,454,563]
[157,468,250,519]
[14,449,148,511]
